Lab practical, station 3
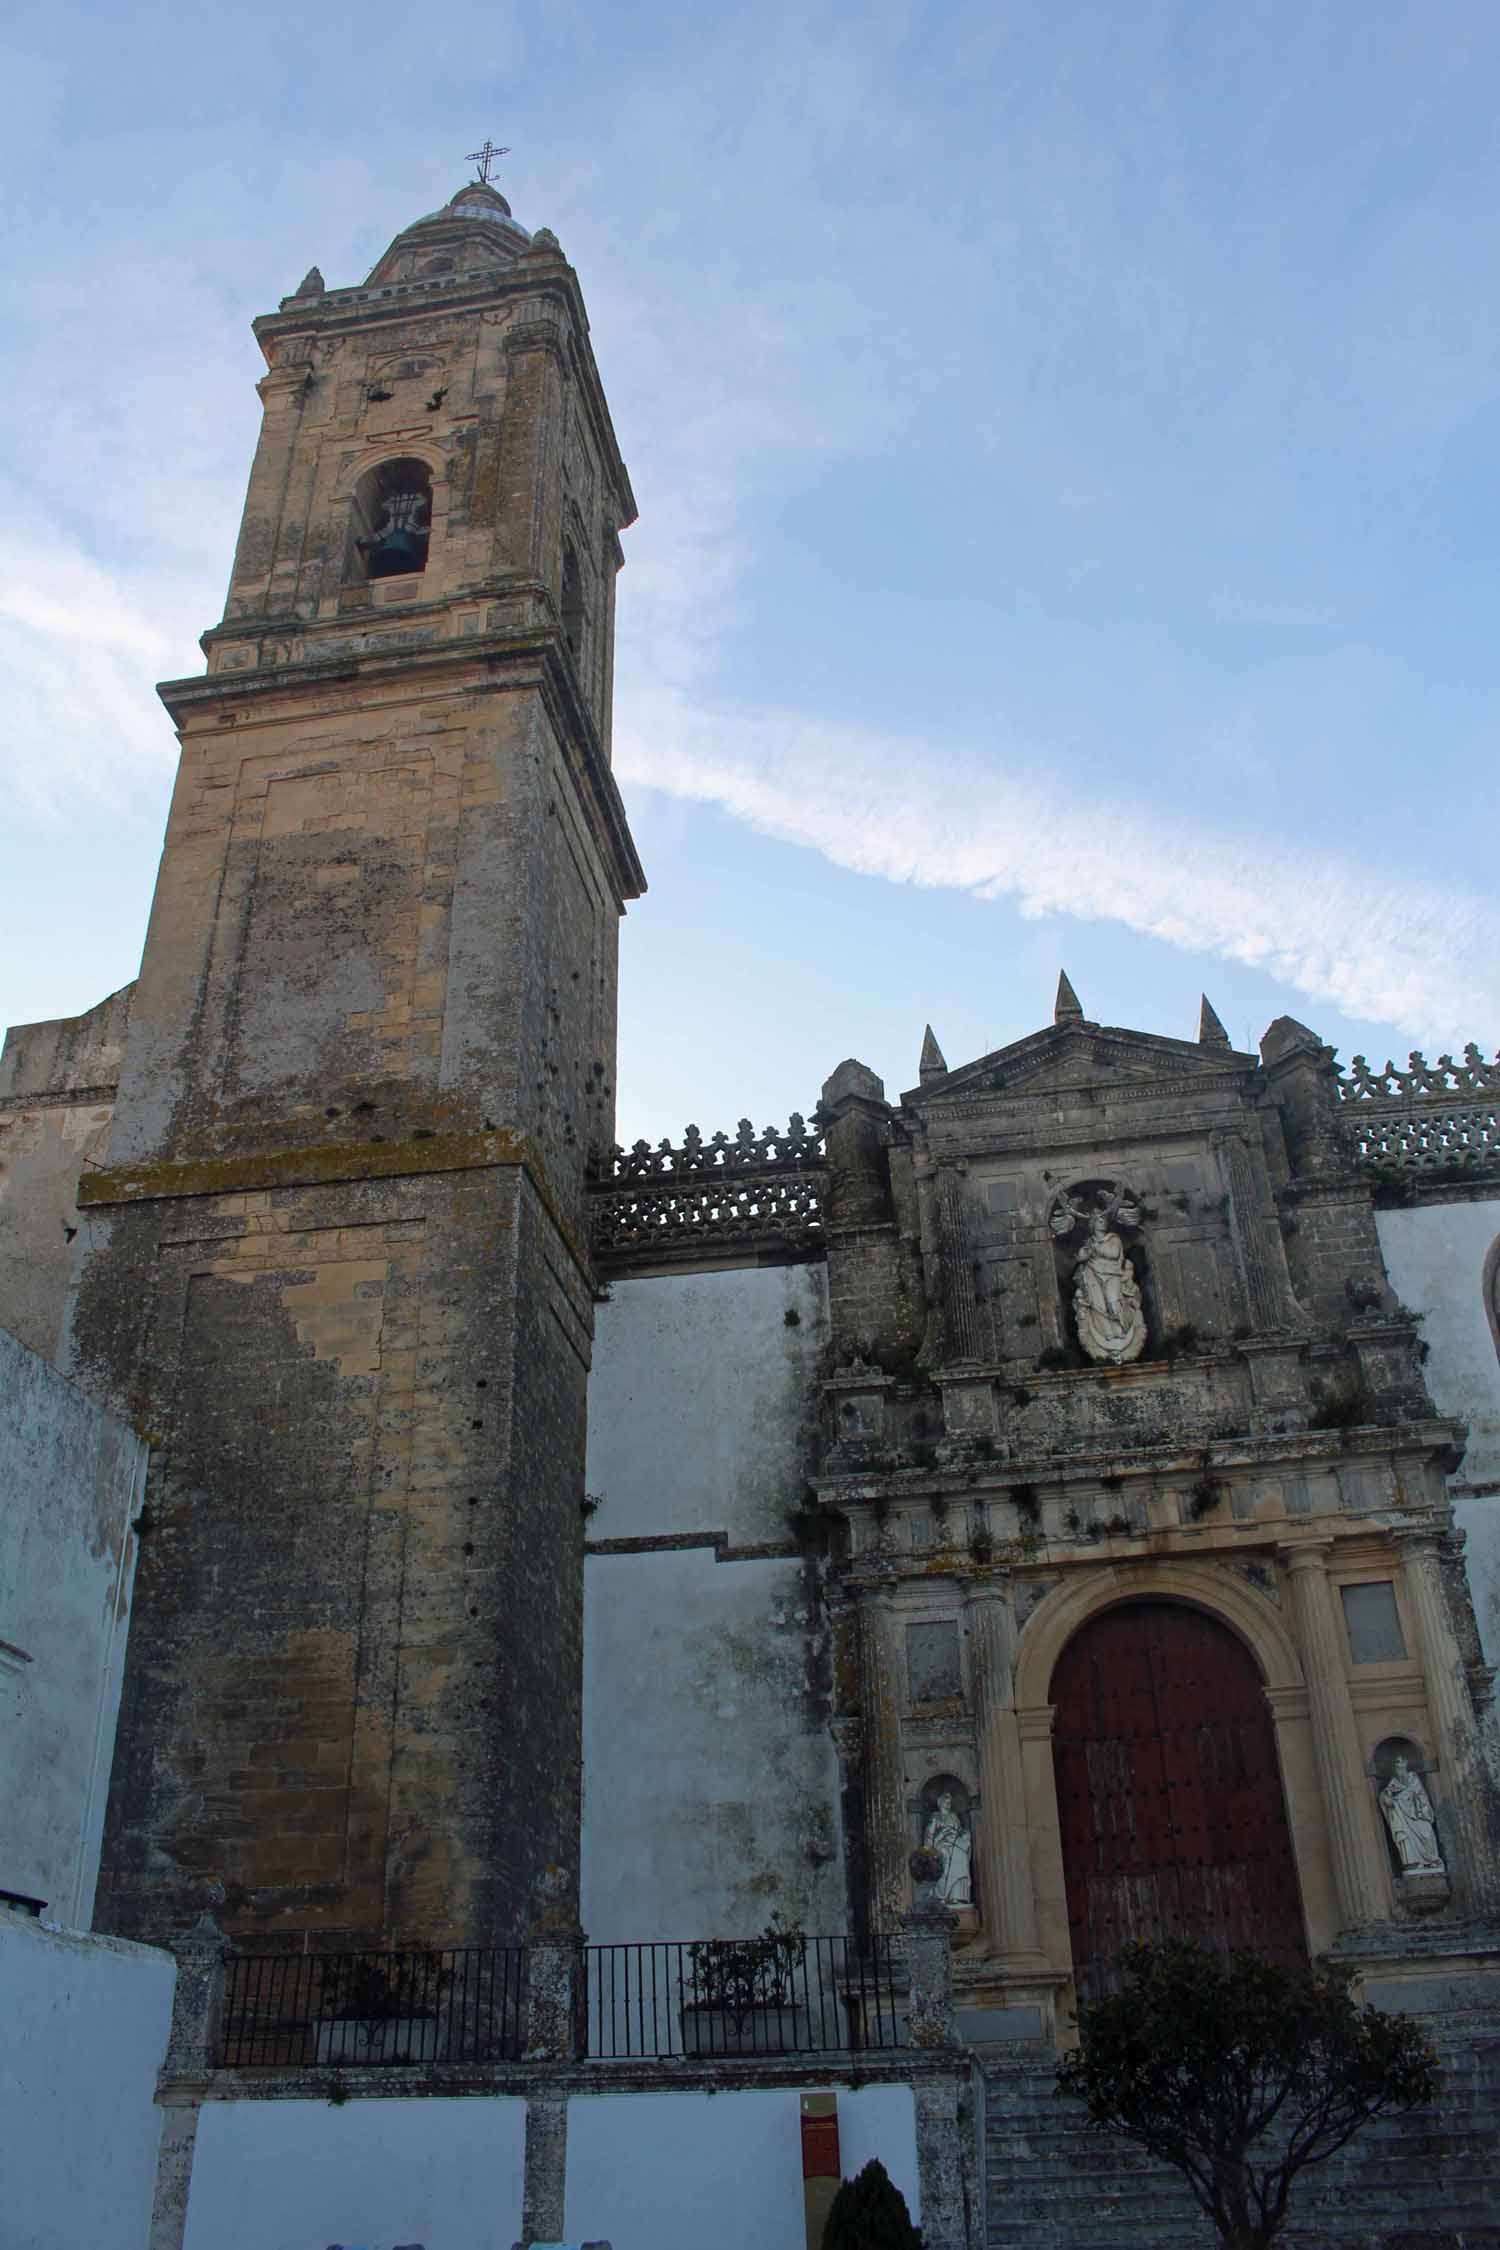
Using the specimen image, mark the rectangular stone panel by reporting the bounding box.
[1339,1580,1407,1663]
[906,1620,962,1704]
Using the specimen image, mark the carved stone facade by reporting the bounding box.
[803,989,1500,2036]
[1,179,1498,2117]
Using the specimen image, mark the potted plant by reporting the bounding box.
[313,1954,451,2066]
[682,1915,808,2054]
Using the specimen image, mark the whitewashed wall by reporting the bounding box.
[583,1263,844,1942]
[182,2095,527,2250]
[564,2083,919,2250]
[0,1323,146,1920]
[1378,1200,1500,1665]
[1,1906,174,2250]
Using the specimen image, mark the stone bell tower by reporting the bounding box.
[70,179,643,1949]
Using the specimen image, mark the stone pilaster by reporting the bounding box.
[1396,1529,1499,1909]
[857,1586,911,1931]
[963,1581,1042,1961]
[148,1914,226,2250]
[1215,1128,1290,1331]
[913,2075,976,2250]
[519,2091,568,2243]
[937,1170,981,1364]
[522,1925,587,2061]
[160,1912,226,2077]
[902,1861,959,2048]
[1281,1541,1390,1930]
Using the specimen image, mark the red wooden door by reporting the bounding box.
[1051,1601,1306,2003]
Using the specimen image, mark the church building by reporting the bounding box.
[3,170,1499,2250]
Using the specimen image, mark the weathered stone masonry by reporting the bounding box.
[56,182,644,1952]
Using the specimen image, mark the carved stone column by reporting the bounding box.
[1281,1541,1390,1930]
[964,1580,1042,1961]
[857,1586,911,1931]
[1396,1529,1498,1908]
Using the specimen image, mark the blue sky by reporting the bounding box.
[4,2,1499,1145]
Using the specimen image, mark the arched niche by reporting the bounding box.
[915,1772,975,1913]
[561,538,585,657]
[347,456,433,583]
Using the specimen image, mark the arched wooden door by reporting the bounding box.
[1051,1601,1306,2002]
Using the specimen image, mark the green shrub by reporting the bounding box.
[822,2158,922,2250]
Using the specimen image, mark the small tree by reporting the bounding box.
[686,1913,805,2038]
[1057,1941,1438,2249]
[822,2157,922,2250]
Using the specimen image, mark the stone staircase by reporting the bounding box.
[981,2015,1500,2249]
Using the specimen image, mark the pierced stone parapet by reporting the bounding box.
[1333,1046,1500,1183]
[598,1115,824,1178]
[1340,1047,1500,1101]
[589,1116,827,1271]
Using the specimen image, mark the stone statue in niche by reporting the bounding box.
[1379,1754,1444,1873]
[1051,1186,1148,1364]
[922,1791,973,1906]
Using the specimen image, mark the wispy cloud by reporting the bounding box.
[615,684,1500,1047]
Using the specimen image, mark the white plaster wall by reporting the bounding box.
[583,1263,843,1945]
[564,2083,919,2250]
[587,1264,828,1543]
[582,1542,844,1944]
[1377,1200,1500,1663]
[0,1906,174,2250]
[183,2095,527,2250]
[0,1323,146,1919]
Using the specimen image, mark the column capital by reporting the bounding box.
[961,1572,1014,1608]
[1392,1523,1448,1561]
[1278,1537,1336,1575]
[828,1715,865,1770]
[855,1576,903,1611]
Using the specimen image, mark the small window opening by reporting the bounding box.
[349,457,432,582]
[561,540,584,657]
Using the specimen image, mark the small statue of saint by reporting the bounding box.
[1379,1754,1443,1872]
[1051,1188,1148,1364]
[922,1792,973,1907]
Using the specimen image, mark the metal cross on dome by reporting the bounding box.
[466,139,510,186]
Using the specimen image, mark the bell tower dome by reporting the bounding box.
[72,177,643,1951]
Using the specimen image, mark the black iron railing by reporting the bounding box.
[583,1934,903,2060]
[220,1944,525,2069]
[219,1934,904,2068]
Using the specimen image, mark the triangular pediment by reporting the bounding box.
[902,1020,1254,1109]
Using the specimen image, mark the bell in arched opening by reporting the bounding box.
[350,456,433,582]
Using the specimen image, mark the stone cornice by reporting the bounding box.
[814,1418,1467,1505]
[75,1126,593,1287]
[158,2046,959,2107]
[158,627,645,905]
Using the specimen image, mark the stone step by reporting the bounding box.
[980,2027,1500,2249]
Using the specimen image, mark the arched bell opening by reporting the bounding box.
[347,456,433,583]
[1048,1597,1307,2003]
